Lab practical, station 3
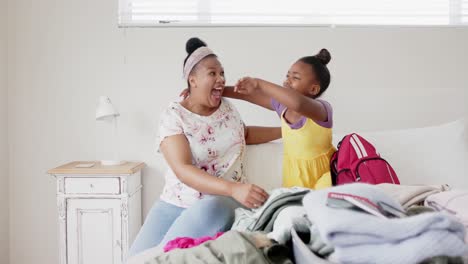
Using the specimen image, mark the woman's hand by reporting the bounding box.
[234,77,259,95]
[230,182,269,209]
[179,88,190,99]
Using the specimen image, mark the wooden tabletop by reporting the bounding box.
[47,161,146,175]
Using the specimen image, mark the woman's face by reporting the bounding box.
[283,61,317,96]
[189,56,225,108]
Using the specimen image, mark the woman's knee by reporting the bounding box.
[128,200,183,257]
[196,196,239,228]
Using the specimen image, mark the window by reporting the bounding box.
[119,0,468,27]
[464,0,468,22]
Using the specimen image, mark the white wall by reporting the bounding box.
[1,0,9,262]
[7,0,468,263]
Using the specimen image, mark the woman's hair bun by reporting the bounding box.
[315,48,331,65]
[186,37,207,54]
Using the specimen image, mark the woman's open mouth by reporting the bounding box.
[211,87,223,101]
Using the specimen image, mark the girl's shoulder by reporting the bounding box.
[271,98,286,117]
[314,99,333,129]
[316,99,333,111]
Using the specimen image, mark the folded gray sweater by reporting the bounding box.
[303,183,467,264]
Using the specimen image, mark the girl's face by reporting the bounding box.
[189,56,226,108]
[283,61,319,97]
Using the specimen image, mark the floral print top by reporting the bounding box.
[158,99,246,208]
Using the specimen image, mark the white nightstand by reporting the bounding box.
[48,161,145,264]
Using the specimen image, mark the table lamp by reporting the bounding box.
[96,96,124,166]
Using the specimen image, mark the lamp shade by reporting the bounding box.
[96,96,120,120]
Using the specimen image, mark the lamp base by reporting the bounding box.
[100,160,126,166]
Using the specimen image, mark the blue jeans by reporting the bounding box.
[127,195,240,257]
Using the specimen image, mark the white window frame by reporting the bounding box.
[118,0,468,27]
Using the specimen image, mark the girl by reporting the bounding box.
[232,49,335,190]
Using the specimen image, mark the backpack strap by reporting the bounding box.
[330,135,347,186]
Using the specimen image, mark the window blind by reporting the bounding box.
[119,0,468,27]
[463,0,468,22]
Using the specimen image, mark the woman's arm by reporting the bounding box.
[161,134,232,196]
[236,78,328,123]
[245,126,281,145]
[160,134,269,208]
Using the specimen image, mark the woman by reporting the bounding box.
[128,37,281,257]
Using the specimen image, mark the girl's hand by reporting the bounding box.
[231,182,269,209]
[234,77,259,95]
[179,88,190,99]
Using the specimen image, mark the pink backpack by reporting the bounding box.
[330,133,400,185]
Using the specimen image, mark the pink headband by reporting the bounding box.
[183,47,215,80]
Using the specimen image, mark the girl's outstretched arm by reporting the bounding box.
[179,86,274,110]
[222,86,274,110]
[235,77,327,123]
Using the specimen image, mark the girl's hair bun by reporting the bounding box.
[315,48,331,65]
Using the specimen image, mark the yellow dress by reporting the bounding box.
[281,110,336,190]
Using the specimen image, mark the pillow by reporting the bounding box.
[334,119,468,188]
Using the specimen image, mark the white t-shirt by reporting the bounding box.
[158,99,246,208]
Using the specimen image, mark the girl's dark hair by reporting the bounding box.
[298,48,332,98]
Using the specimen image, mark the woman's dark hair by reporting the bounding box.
[184,37,207,66]
[298,48,331,98]
[183,37,216,88]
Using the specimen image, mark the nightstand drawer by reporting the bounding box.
[64,177,120,194]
